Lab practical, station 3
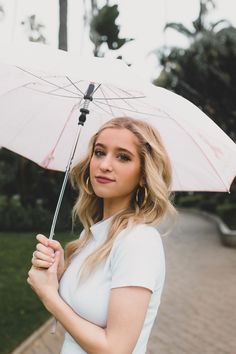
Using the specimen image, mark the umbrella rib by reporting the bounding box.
[41,100,82,168]
[93,95,146,100]
[104,84,139,111]
[114,85,146,100]
[93,83,102,95]
[17,66,145,100]
[66,76,86,97]
[99,86,115,116]
[16,66,80,97]
[23,86,81,99]
[0,82,37,98]
[163,111,231,191]
[95,81,145,101]
[95,100,160,117]
[49,80,84,94]
[91,100,114,116]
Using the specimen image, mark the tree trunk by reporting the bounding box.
[59,0,67,51]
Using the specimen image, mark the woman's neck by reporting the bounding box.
[102,198,129,220]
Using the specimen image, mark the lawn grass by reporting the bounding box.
[0,230,77,354]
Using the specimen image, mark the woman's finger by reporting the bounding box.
[32,257,54,268]
[35,235,63,254]
[33,250,55,263]
[36,243,54,256]
[48,239,64,253]
[36,234,49,246]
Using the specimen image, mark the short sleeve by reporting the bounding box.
[110,225,165,292]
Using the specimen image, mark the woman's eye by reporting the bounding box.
[118,153,131,162]
[94,150,105,157]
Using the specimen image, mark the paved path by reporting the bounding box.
[12,211,236,354]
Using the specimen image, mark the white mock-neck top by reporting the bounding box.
[90,214,114,241]
[59,216,165,354]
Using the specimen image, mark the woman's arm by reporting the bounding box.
[28,254,151,354]
[44,286,151,354]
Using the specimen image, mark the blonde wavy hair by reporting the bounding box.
[66,116,177,281]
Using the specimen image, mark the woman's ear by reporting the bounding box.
[139,176,145,187]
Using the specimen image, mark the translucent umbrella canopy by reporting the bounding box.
[0,42,235,192]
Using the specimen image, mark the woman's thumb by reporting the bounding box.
[48,239,63,253]
[50,251,60,271]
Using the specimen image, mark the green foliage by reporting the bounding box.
[0,149,76,232]
[0,195,32,231]
[0,195,64,232]
[155,26,236,141]
[0,3,5,20]
[216,202,236,229]
[174,193,204,208]
[0,231,76,354]
[154,4,236,227]
[21,14,46,44]
[174,184,236,230]
[164,0,229,39]
[89,4,133,56]
[0,231,48,354]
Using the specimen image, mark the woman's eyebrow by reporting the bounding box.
[94,143,135,156]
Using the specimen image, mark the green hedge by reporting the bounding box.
[0,195,73,232]
[1,190,235,231]
[175,191,236,229]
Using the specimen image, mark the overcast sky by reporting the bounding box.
[0,0,235,80]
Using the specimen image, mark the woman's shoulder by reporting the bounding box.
[131,223,160,234]
[114,223,162,248]
[124,223,161,237]
[110,222,165,287]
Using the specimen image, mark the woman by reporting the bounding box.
[27,116,176,354]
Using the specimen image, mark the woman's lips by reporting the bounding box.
[95,177,115,184]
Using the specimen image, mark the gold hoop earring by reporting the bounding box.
[135,186,148,208]
[85,176,93,195]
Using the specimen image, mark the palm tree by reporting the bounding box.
[0,3,5,20]
[89,4,133,57]
[165,0,229,40]
[21,15,46,43]
[154,1,236,225]
[59,0,67,50]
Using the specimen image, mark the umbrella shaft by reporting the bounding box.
[49,124,83,240]
[49,84,95,239]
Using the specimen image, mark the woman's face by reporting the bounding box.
[89,128,142,206]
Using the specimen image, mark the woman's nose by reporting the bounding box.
[99,155,113,171]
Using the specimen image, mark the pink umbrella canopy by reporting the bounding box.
[0,42,235,193]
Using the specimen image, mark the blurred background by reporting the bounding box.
[0,1,235,353]
[0,0,235,233]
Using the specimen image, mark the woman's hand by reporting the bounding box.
[32,234,65,280]
[27,251,61,304]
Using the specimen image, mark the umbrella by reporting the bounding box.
[0,42,235,238]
